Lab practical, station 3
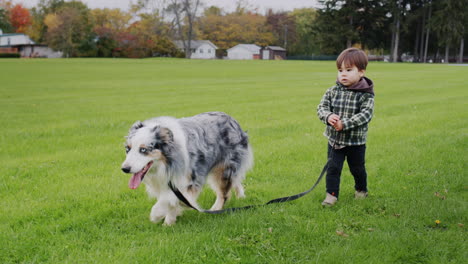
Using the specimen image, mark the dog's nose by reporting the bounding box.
[121,167,131,173]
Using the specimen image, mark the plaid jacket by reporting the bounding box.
[317,81,374,146]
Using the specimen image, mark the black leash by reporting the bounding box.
[168,159,330,214]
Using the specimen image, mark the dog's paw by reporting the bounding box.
[235,186,246,198]
[163,217,176,226]
[150,214,165,223]
[150,207,166,223]
[236,192,246,199]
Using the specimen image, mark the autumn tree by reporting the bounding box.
[27,0,66,42]
[91,8,131,57]
[165,0,202,58]
[116,12,179,58]
[44,1,94,57]
[198,10,275,51]
[265,10,296,50]
[139,0,203,58]
[9,4,31,33]
[203,5,221,16]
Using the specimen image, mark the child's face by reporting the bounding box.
[337,62,365,87]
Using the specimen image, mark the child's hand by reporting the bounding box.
[328,114,340,126]
[333,120,343,131]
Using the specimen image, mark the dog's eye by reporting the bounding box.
[140,147,148,154]
[125,146,131,153]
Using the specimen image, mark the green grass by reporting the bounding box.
[0,58,466,263]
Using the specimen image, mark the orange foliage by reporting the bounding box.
[9,4,31,33]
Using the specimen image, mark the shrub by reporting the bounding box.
[0,53,20,58]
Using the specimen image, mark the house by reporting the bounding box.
[174,40,218,59]
[0,29,62,58]
[227,44,261,60]
[261,46,287,60]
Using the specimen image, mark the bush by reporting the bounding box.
[0,53,20,58]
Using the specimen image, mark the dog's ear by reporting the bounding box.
[153,126,174,144]
[129,121,144,134]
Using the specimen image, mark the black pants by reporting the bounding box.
[326,144,367,198]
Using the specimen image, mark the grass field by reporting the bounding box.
[0,58,466,263]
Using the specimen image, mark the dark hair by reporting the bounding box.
[336,48,368,70]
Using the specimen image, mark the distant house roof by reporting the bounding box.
[1,33,26,37]
[227,44,261,53]
[265,46,286,51]
[0,32,36,47]
[174,40,218,50]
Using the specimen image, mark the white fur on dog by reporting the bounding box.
[121,112,253,225]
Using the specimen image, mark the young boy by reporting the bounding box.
[317,48,375,206]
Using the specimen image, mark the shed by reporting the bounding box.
[261,46,287,60]
[174,40,218,59]
[226,44,261,60]
[0,31,62,58]
[0,32,35,46]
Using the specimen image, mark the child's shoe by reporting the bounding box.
[355,191,368,199]
[321,193,338,206]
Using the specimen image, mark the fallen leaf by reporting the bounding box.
[336,230,349,237]
[367,228,375,232]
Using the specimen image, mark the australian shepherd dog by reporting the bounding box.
[121,112,253,225]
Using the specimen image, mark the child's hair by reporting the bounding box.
[336,48,368,70]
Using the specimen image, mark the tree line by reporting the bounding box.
[0,0,466,62]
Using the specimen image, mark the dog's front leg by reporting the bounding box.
[163,208,178,226]
[162,194,184,226]
[149,201,167,223]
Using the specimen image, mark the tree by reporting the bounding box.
[91,8,131,57]
[265,10,296,50]
[288,8,319,56]
[0,8,13,33]
[138,0,202,58]
[313,1,348,54]
[198,10,275,50]
[44,1,94,57]
[203,5,222,16]
[9,4,31,33]
[431,0,467,63]
[422,0,432,62]
[28,0,66,43]
[389,0,404,62]
[124,12,179,58]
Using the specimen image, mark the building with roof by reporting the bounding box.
[173,40,218,59]
[0,29,62,58]
[226,44,261,60]
[261,46,287,60]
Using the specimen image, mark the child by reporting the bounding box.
[317,48,375,206]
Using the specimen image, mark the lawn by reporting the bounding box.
[0,58,466,263]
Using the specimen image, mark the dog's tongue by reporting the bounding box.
[129,171,143,189]
[128,161,153,189]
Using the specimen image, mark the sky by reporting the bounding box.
[18,0,320,13]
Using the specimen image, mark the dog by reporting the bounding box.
[121,112,253,225]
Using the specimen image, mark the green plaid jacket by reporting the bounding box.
[317,82,374,146]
